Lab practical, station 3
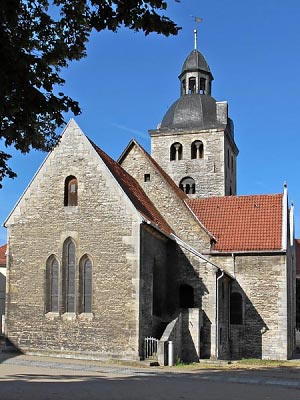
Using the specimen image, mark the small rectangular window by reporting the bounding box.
[144,174,150,182]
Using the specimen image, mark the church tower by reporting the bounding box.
[149,30,238,198]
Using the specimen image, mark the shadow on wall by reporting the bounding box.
[165,245,212,361]
[0,334,23,363]
[229,281,268,360]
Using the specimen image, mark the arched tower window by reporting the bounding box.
[79,256,92,313]
[46,256,59,313]
[64,176,78,206]
[62,238,76,313]
[170,142,183,161]
[191,140,204,159]
[179,177,196,194]
[230,292,243,324]
[200,78,206,94]
[179,284,194,308]
[188,77,196,94]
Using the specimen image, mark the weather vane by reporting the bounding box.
[190,16,203,50]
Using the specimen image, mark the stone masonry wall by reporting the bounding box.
[120,144,219,358]
[150,128,237,198]
[211,253,290,360]
[139,224,169,356]
[5,122,143,360]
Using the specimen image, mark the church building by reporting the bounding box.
[3,32,296,361]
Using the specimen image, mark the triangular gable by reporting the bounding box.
[188,194,284,252]
[119,139,215,241]
[4,119,76,227]
[5,120,172,237]
[119,139,187,201]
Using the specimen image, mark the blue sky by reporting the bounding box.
[1,0,300,244]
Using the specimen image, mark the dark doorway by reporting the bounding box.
[179,284,194,308]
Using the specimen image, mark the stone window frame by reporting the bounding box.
[45,255,59,314]
[179,176,196,194]
[230,291,244,325]
[170,142,183,161]
[62,237,76,314]
[45,239,94,320]
[78,254,93,315]
[191,140,204,160]
[64,175,78,207]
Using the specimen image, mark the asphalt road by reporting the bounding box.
[1,355,300,400]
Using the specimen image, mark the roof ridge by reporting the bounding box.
[88,138,173,236]
[128,140,188,201]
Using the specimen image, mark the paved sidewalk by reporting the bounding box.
[1,353,300,387]
[1,354,300,400]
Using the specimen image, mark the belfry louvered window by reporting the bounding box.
[79,256,92,313]
[46,256,59,313]
[62,239,76,313]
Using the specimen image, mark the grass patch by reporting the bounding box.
[235,359,300,368]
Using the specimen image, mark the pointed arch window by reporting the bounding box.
[191,140,204,159]
[64,176,78,206]
[46,256,59,313]
[79,256,92,313]
[62,239,76,313]
[170,142,183,161]
[179,177,196,194]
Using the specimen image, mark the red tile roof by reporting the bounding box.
[0,244,6,266]
[90,141,173,236]
[187,194,283,252]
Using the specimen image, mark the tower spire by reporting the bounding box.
[194,29,198,50]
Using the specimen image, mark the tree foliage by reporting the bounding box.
[0,0,179,186]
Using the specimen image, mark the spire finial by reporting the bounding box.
[190,16,203,50]
[194,28,197,50]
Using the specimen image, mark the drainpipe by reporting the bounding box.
[282,182,288,251]
[216,269,224,359]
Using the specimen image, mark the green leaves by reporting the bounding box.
[0,0,179,185]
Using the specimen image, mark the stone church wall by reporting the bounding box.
[120,144,219,358]
[5,125,143,360]
[212,253,291,360]
[150,129,230,198]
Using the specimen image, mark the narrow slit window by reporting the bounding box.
[79,256,92,313]
[62,239,76,313]
[144,174,150,182]
[46,256,59,313]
